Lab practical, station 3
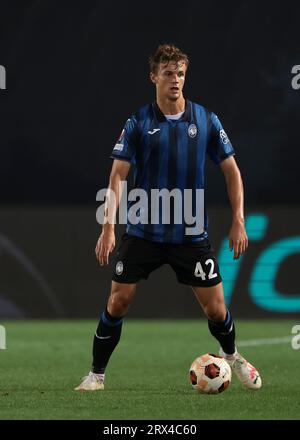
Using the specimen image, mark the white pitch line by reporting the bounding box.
[237,336,293,347]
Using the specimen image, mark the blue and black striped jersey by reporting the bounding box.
[110,100,235,244]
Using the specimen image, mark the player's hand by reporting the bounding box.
[95,229,115,266]
[229,219,248,260]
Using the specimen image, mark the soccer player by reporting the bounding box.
[75,44,261,391]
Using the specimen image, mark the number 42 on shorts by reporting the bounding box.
[194,259,218,280]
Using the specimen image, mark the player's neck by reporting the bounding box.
[156,96,185,116]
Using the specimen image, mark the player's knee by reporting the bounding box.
[204,301,226,322]
[108,289,134,315]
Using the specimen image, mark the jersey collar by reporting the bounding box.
[153,99,192,123]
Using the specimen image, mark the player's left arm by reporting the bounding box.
[220,156,248,260]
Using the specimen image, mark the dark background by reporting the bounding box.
[0,1,300,318]
[0,0,299,205]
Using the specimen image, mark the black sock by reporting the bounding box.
[92,307,123,374]
[208,309,236,355]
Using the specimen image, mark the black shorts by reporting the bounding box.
[111,233,222,287]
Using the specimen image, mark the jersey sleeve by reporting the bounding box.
[110,116,139,163]
[206,112,235,165]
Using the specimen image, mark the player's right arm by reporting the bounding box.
[95,159,131,266]
[96,115,138,266]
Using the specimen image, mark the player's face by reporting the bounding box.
[151,61,187,101]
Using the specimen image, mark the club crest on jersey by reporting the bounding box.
[116,261,124,275]
[220,129,229,144]
[188,124,197,138]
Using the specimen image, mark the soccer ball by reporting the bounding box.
[189,353,231,394]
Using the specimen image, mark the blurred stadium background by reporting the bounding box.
[0,0,300,420]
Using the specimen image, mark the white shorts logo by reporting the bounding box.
[116,261,124,275]
[188,124,197,138]
[220,129,229,144]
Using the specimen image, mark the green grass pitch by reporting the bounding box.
[0,320,299,420]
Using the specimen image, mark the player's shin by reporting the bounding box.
[92,307,124,374]
[208,309,236,355]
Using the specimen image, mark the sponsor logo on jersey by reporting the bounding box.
[148,128,160,135]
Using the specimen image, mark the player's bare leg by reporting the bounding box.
[107,280,138,316]
[191,282,262,390]
[75,281,137,391]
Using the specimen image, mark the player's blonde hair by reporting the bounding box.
[149,44,189,74]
